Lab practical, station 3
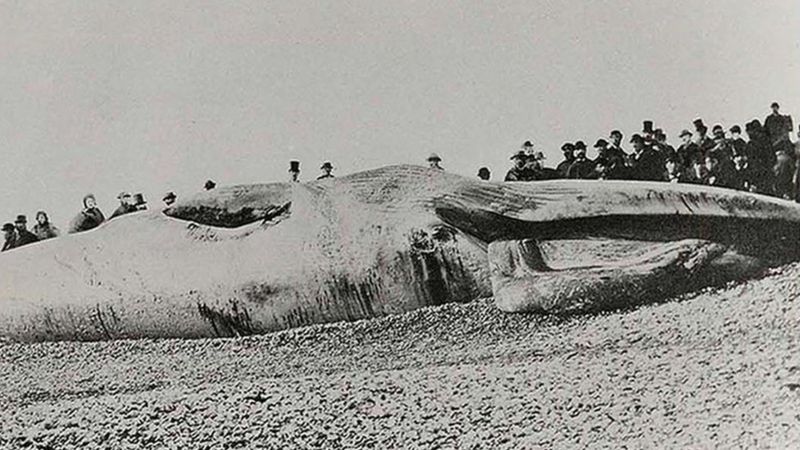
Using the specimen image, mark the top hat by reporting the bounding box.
[320,161,333,170]
[14,215,26,224]
[289,160,300,172]
[133,193,147,206]
[427,153,442,162]
[642,120,654,134]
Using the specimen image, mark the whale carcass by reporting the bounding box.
[2,165,800,342]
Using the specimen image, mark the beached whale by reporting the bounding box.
[2,164,800,342]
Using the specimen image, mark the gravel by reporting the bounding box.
[2,264,800,449]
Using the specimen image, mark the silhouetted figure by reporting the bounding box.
[13,215,39,248]
[133,193,147,211]
[427,153,444,170]
[693,119,715,155]
[477,167,491,181]
[728,125,748,158]
[628,134,663,181]
[317,162,335,180]
[764,102,793,148]
[163,192,177,207]
[566,141,595,179]
[704,153,736,189]
[1,223,16,252]
[556,143,575,178]
[594,138,626,179]
[289,161,301,182]
[204,180,217,190]
[732,153,769,194]
[109,192,137,219]
[676,129,703,168]
[32,211,59,241]
[69,194,105,234]
[505,151,528,182]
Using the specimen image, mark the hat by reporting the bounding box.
[320,161,333,170]
[712,124,724,133]
[642,120,654,133]
[133,193,147,206]
[521,140,533,149]
[594,138,609,148]
[729,125,741,133]
[427,153,442,162]
[771,102,780,109]
[573,140,587,150]
[561,142,574,152]
[609,129,622,138]
[288,160,300,172]
[117,191,131,200]
[162,191,176,201]
[204,180,216,190]
[693,118,706,131]
[510,150,527,160]
[679,129,692,138]
[630,134,644,144]
[2,223,14,232]
[14,215,26,224]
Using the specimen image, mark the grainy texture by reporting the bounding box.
[2,264,800,449]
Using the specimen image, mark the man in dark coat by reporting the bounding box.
[728,125,748,158]
[676,129,703,168]
[317,162,335,180]
[609,130,627,156]
[594,138,626,179]
[773,148,795,199]
[2,223,17,252]
[746,120,775,170]
[504,150,529,182]
[69,194,106,234]
[13,215,39,248]
[653,129,676,161]
[628,134,663,181]
[693,119,716,155]
[732,153,769,194]
[566,141,595,179]
[704,153,736,189]
[764,102,793,148]
[555,143,575,178]
[109,192,138,220]
[664,154,687,183]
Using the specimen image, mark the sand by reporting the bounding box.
[2,264,800,449]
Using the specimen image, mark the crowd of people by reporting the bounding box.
[2,103,798,253]
[498,103,799,201]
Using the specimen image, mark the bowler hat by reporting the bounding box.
[630,134,644,144]
[594,139,609,148]
[2,223,14,232]
[642,121,654,133]
[14,215,26,224]
[561,142,574,151]
[320,161,333,170]
[771,102,780,109]
[163,192,176,201]
[573,141,587,150]
[521,140,533,149]
[729,125,741,133]
[712,124,723,133]
[204,180,216,190]
[427,153,442,162]
[609,130,622,138]
[288,160,300,172]
[679,129,692,138]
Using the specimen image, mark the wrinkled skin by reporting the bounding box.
[2,165,800,342]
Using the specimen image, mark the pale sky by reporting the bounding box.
[1,0,799,226]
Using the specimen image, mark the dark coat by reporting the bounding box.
[69,208,106,234]
[732,163,770,193]
[628,148,664,181]
[2,234,16,252]
[15,229,39,248]
[677,142,703,168]
[109,203,139,220]
[566,158,596,179]
[555,159,574,178]
[705,164,737,189]
[764,113,793,145]
[32,223,60,241]
[746,133,774,169]
[773,159,796,199]
[504,167,528,182]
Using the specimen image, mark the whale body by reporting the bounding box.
[2,164,800,342]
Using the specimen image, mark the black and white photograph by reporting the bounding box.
[1,1,799,448]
